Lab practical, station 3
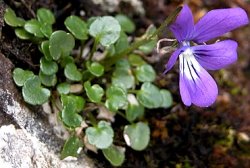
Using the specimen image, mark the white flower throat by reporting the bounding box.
[179,48,201,81]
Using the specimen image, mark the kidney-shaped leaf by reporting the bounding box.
[86,61,104,77]
[13,68,34,87]
[61,94,85,112]
[135,64,156,82]
[126,94,144,122]
[105,86,127,112]
[64,63,82,81]
[61,103,83,128]
[84,81,104,103]
[40,57,58,75]
[61,135,83,159]
[160,89,173,108]
[123,122,150,151]
[86,120,114,149]
[22,76,51,105]
[24,19,44,38]
[137,82,162,108]
[37,8,55,25]
[4,8,25,27]
[57,83,70,95]
[102,145,125,166]
[39,71,57,87]
[115,14,135,33]
[89,16,121,47]
[64,15,88,40]
[49,30,75,60]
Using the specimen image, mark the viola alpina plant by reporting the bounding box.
[164,5,249,107]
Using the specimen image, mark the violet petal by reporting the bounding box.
[164,48,182,74]
[179,53,218,107]
[192,40,238,70]
[170,5,194,42]
[192,7,249,43]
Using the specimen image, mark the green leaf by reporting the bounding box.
[37,8,55,25]
[102,145,125,166]
[124,122,150,151]
[4,8,25,27]
[84,81,104,103]
[126,94,144,122]
[41,41,53,61]
[128,54,146,66]
[86,62,104,77]
[115,59,130,71]
[64,63,82,81]
[57,83,71,95]
[40,57,58,75]
[112,69,135,90]
[115,14,135,33]
[60,55,74,67]
[137,82,162,108]
[114,31,129,54]
[61,94,85,112]
[105,86,127,112]
[22,76,51,105]
[49,30,75,60]
[15,28,33,40]
[24,19,44,38]
[13,68,34,87]
[138,39,157,54]
[61,135,83,159]
[86,121,114,149]
[61,103,83,127]
[39,71,57,87]
[40,23,53,38]
[160,89,173,108]
[64,15,88,40]
[135,64,156,82]
[89,16,121,47]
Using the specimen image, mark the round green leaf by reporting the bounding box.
[61,104,83,127]
[112,69,135,90]
[160,89,173,108]
[41,41,53,61]
[89,16,121,47]
[49,30,75,60]
[15,28,33,40]
[40,23,52,38]
[4,8,25,27]
[115,59,130,71]
[84,81,104,103]
[64,63,82,81]
[22,76,51,105]
[138,39,157,54]
[137,82,162,108]
[128,54,146,66]
[37,8,55,25]
[126,94,144,122]
[64,15,88,40]
[39,71,57,87]
[105,86,127,112]
[123,122,150,151]
[114,31,129,54]
[60,55,74,67]
[135,64,156,82]
[86,121,114,149]
[24,19,44,38]
[102,145,125,166]
[13,68,34,87]
[61,94,85,112]
[57,83,70,95]
[86,62,104,77]
[61,135,83,159]
[115,14,135,33]
[40,57,58,75]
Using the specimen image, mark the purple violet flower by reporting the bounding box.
[165,5,249,107]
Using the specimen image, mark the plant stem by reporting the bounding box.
[87,111,97,127]
[102,6,182,68]
[89,38,99,61]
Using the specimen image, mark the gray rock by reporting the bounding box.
[0,54,94,167]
